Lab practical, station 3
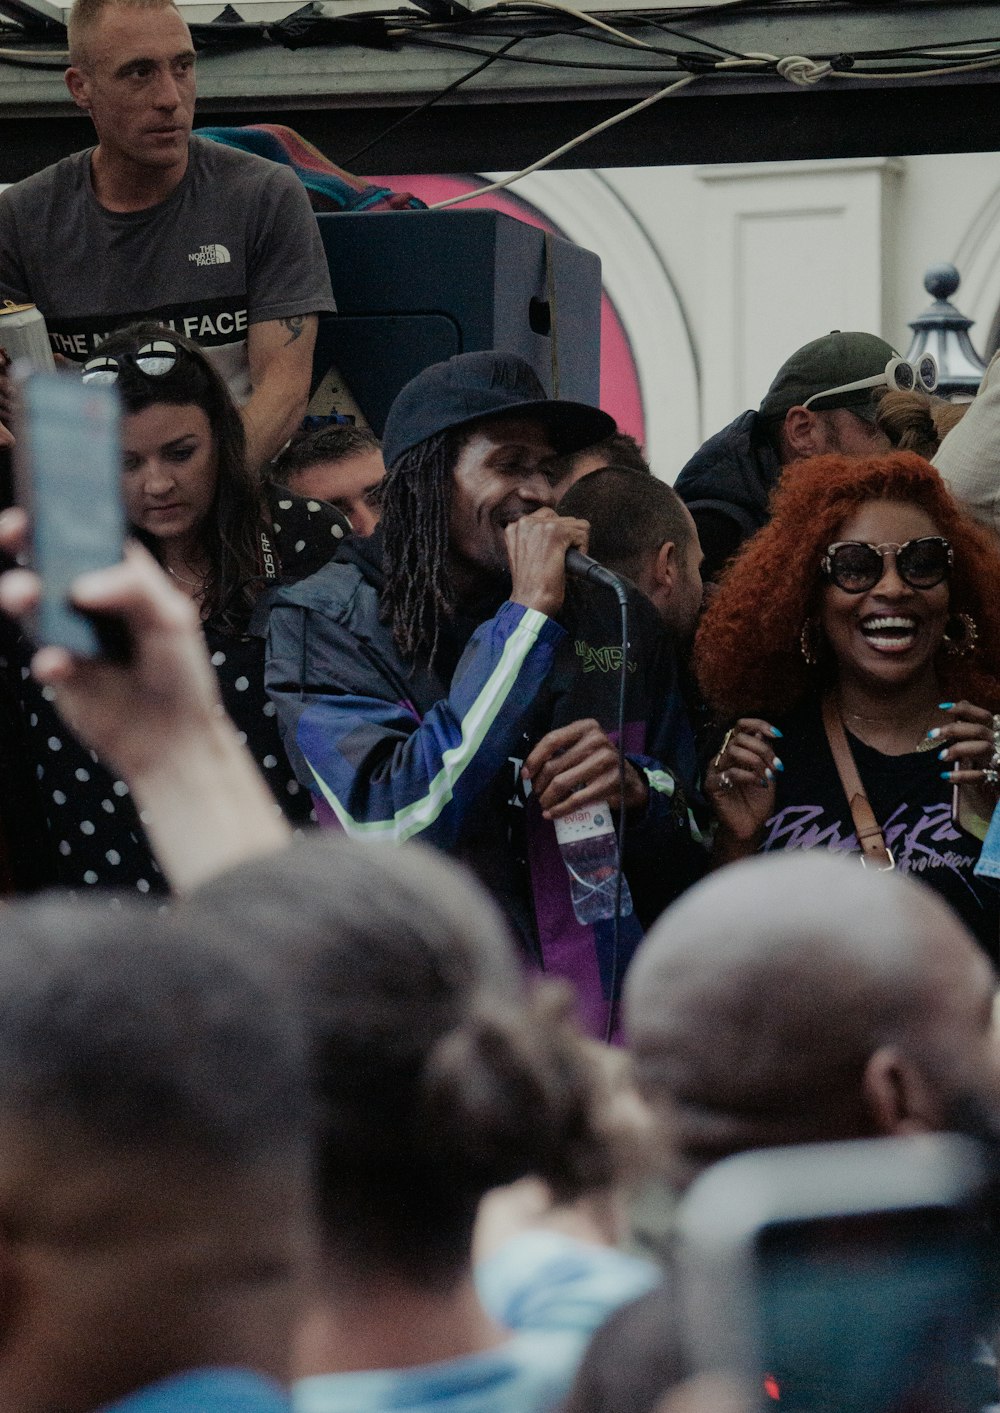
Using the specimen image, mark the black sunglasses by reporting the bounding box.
[821,537,953,594]
[81,339,185,385]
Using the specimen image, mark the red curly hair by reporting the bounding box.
[694,451,1000,720]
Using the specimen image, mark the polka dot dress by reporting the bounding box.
[5,488,350,896]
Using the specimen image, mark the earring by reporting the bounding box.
[942,611,979,657]
[800,619,821,666]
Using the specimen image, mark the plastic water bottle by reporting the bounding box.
[553,801,634,926]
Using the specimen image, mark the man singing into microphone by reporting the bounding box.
[266,352,707,1034]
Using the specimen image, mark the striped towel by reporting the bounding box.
[198,123,427,212]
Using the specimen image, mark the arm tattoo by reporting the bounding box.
[279,315,306,346]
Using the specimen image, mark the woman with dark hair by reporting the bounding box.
[695,451,1000,955]
[7,323,349,894]
[191,834,658,1413]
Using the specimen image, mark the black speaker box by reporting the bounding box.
[313,208,602,435]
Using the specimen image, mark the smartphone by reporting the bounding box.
[675,1135,992,1413]
[12,367,129,660]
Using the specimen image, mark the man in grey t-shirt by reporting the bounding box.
[0,0,335,472]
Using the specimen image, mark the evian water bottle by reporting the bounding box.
[553,801,634,926]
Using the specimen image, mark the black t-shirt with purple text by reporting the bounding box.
[757,696,1000,960]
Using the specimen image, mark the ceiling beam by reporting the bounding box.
[2,1,999,177]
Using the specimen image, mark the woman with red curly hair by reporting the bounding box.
[695,451,1000,956]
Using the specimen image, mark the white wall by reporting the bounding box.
[511,152,1000,484]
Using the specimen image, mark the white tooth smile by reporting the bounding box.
[858,615,919,652]
[861,617,917,632]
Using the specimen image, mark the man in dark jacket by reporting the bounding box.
[674,331,896,580]
[266,352,709,1037]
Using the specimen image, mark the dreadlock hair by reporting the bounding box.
[379,428,465,665]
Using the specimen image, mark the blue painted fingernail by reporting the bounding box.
[773,757,784,772]
[940,770,954,780]
[927,727,941,739]
[938,749,948,760]
[939,702,955,710]
[765,767,774,781]
[770,727,783,738]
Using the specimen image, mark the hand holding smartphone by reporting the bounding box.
[675,1135,992,1413]
[12,367,130,661]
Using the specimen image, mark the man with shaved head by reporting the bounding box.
[558,468,705,645]
[562,853,1000,1413]
[625,852,1000,1191]
[0,0,334,472]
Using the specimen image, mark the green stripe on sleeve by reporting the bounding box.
[305,608,550,843]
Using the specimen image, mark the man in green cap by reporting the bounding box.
[674,331,896,581]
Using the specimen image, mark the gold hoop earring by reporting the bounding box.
[800,619,821,666]
[942,612,979,657]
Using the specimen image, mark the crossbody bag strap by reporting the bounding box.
[821,693,895,871]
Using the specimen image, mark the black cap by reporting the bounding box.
[758,331,899,422]
[381,351,616,469]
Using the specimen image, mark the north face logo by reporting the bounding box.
[188,243,232,267]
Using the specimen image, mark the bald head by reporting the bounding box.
[67,0,182,66]
[625,854,1000,1187]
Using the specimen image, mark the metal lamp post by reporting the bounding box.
[906,264,988,401]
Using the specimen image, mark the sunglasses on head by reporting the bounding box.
[821,536,953,594]
[81,338,185,385]
[802,354,938,411]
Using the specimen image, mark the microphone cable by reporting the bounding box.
[605,577,629,1046]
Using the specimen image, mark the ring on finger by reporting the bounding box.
[719,770,734,791]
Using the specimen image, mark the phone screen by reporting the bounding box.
[16,372,126,658]
[756,1207,984,1413]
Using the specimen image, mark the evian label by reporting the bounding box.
[188,243,232,266]
[553,802,614,845]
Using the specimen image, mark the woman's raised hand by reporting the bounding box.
[931,700,1000,824]
[704,718,783,854]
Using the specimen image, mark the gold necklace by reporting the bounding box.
[840,705,939,753]
[166,563,203,589]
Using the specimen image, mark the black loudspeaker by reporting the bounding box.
[313,209,602,435]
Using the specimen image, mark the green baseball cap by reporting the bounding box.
[759,331,900,423]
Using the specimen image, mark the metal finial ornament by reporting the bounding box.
[906,264,987,400]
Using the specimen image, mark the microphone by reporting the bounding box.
[565,548,628,603]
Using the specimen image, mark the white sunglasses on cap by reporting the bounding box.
[801,353,938,410]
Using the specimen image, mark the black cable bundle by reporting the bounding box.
[267,4,397,49]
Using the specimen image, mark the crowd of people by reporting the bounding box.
[5,0,1000,1407]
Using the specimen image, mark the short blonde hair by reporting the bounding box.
[68,0,181,67]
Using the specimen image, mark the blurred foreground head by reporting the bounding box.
[192,836,615,1293]
[0,897,309,1413]
[625,853,1000,1190]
